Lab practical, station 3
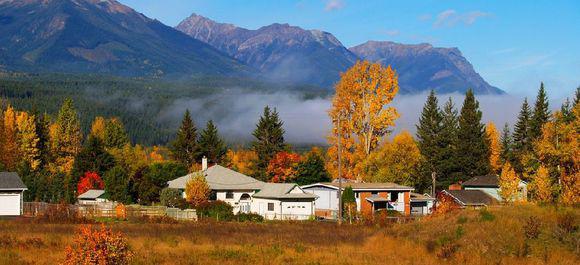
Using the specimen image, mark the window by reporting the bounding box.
[390,192,399,202]
[209,191,217,200]
[371,191,378,195]
[226,191,234,199]
[268,203,274,211]
[355,192,359,198]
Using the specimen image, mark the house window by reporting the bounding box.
[355,192,359,198]
[226,191,234,199]
[371,191,378,195]
[390,192,399,202]
[209,191,217,200]
[268,203,274,211]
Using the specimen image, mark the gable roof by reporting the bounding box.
[410,192,435,201]
[253,183,317,199]
[168,165,265,190]
[442,190,497,206]
[462,174,499,187]
[302,182,414,191]
[0,172,27,190]
[78,189,106,200]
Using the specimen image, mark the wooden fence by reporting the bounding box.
[23,202,197,221]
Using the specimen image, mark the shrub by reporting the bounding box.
[479,209,495,222]
[235,213,264,222]
[160,188,188,209]
[197,201,234,221]
[556,212,577,235]
[524,216,541,239]
[64,225,133,265]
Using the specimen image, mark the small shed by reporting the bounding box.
[0,172,27,216]
[78,189,109,205]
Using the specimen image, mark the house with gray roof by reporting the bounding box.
[301,182,415,217]
[462,174,527,201]
[0,172,27,216]
[77,189,109,205]
[167,160,317,220]
[440,189,498,208]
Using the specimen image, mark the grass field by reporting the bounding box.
[0,205,578,264]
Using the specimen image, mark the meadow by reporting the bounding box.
[0,205,578,265]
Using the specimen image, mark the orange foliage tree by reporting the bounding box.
[64,225,133,265]
[185,172,210,208]
[267,151,301,183]
[226,149,258,176]
[560,170,579,205]
[529,165,553,203]
[486,122,502,173]
[77,172,105,195]
[327,60,399,180]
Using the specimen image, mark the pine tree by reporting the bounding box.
[499,123,513,165]
[170,110,198,167]
[415,90,443,185]
[438,97,460,187]
[198,120,228,164]
[456,89,490,179]
[52,98,82,174]
[512,98,532,173]
[530,83,551,140]
[104,118,130,149]
[252,106,287,181]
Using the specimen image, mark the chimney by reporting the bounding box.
[202,156,208,171]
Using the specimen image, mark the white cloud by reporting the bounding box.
[434,9,491,28]
[324,0,345,12]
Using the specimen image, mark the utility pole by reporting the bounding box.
[337,117,343,225]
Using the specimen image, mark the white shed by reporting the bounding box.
[0,172,27,216]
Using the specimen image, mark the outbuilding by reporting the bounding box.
[0,172,27,216]
[77,189,109,205]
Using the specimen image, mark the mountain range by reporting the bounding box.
[0,0,503,94]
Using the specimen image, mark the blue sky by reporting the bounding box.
[119,0,579,99]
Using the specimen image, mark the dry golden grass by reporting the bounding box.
[0,205,578,265]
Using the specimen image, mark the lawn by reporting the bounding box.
[0,205,578,265]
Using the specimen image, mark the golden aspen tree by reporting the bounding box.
[16,111,41,170]
[328,60,399,179]
[1,105,19,170]
[486,122,502,173]
[185,172,210,208]
[530,165,552,203]
[90,116,107,141]
[226,149,258,176]
[560,170,579,205]
[51,99,82,173]
[499,162,521,203]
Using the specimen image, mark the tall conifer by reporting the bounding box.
[170,110,198,167]
[438,97,460,187]
[416,90,443,180]
[252,106,286,181]
[198,120,228,164]
[456,89,490,178]
[530,83,550,140]
[500,123,513,165]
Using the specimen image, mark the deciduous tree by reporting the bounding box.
[226,149,258,176]
[1,105,19,170]
[530,165,552,203]
[16,111,41,170]
[498,162,521,203]
[267,151,301,183]
[486,122,502,173]
[77,172,105,195]
[185,172,210,208]
[328,60,399,179]
[51,98,82,174]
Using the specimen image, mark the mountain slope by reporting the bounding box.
[0,0,250,77]
[350,41,503,94]
[176,13,358,87]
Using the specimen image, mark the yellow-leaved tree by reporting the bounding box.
[1,105,19,170]
[90,116,107,141]
[498,162,521,203]
[560,170,579,205]
[530,165,552,203]
[50,99,82,174]
[16,111,41,170]
[226,149,258,177]
[185,172,210,208]
[486,122,502,173]
[360,130,421,186]
[327,60,399,180]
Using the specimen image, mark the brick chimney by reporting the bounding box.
[449,181,463,190]
[202,156,208,171]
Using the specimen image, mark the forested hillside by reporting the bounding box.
[0,74,328,145]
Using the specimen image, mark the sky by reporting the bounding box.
[118,0,580,100]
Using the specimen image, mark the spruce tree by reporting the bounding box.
[415,90,443,181]
[438,97,460,187]
[512,99,532,154]
[530,83,550,140]
[252,106,286,181]
[560,98,574,123]
[456,89,490,179]
[500,123,513,166]
[198,120,228,164]
[170,110,198,167]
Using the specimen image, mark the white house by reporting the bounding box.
[462,174,528,202]
[167,161,317,220]
[0,172,27,216]
[78,189,109,205]
[409,193,435,216]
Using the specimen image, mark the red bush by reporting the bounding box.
[77,172,105,195]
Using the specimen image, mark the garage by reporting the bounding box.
[0,172,27,216]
